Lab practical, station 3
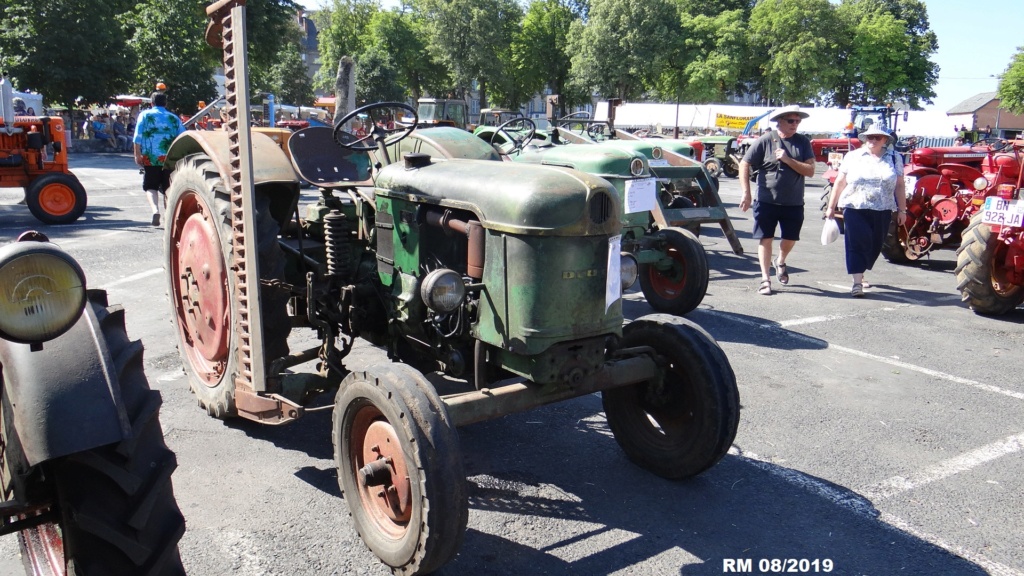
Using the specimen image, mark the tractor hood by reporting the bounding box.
[375,158,620,237]
[514,144,650,181]
[388,126,502,161]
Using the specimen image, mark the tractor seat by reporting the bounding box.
[287,126,374,188]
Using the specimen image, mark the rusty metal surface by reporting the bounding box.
[164,130,297,189]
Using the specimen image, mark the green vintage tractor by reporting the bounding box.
[163,3,740,575]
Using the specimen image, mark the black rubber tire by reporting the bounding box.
[603,314,740,479]
[819,184,832,214]
[638,227,709,315]
[703,158,722,178]
[955,213,1024,315]
[721,158,739,178]
[164,153,290,418]
[334,364,468,576]
[25,173,88,225]
[666,196,702,237]
[17,291,186,575]
[881,217,911,264]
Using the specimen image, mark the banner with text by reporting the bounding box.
[715,113,755,130]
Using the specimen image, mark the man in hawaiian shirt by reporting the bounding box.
[133,91,184,226]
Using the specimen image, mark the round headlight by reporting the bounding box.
[0,244,86,343]
[620,253,638,291]
[973,176,988,191]
[420,269,465,313]
[629,158,645,177]
[651,147,663,160]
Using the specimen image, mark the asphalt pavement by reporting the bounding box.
[1,152,1022,576]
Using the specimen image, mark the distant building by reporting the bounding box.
[947,92,1024,139]
[296,10,323,96]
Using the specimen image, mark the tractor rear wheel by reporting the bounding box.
[639,227,709,315]
[881,218,911,264]
[16,291,185,575]
[334,364,467,576]
[164,153,291,418]
[721,157,739,178]
[603,314,739,479]
[25,173,87,225]
[955,213,1024,315]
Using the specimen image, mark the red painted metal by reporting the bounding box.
[351,405,413,538]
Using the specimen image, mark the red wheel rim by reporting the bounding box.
[991,242,1023,297]
[38,183,76,217]
[169,191,230,386]
[647,246,687,299]
[350,404,412,539]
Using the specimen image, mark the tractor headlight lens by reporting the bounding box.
[0,245,86,343]
[629,158,645,176]
[620,253,638,290]
[651,147,663,160]
[973,177,988,191]
[420,269,465,313]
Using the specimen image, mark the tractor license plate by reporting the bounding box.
[648,158,670,167]
[981,197,1024,227]
[828,152,843,165]
[903,175,917,193]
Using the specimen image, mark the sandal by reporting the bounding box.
[774,257,789,285]
[758,279,772,295]
[851,283,865,298]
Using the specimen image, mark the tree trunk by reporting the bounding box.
[478,79,488,111]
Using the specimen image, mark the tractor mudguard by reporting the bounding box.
[164,129,299,189]
[0,300,129,467]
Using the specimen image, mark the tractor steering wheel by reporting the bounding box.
[586,122,610,140]
[491,116,536,153]
[556,111,591,134]
[970,136,1009,153]
[333,101,417,152]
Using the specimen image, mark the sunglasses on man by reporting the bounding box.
[781,117,801,124]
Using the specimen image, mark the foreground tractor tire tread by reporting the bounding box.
[881,218,910,264]
[165,154,291,418]
[638,227,709,316]
[333,364,468,576]
[25,173,88,225]
[19,291,185,576]
[955,214,1024,315]
[603,315,740,479]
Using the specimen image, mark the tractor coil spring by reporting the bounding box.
[325,210,353,279]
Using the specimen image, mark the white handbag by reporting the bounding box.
[821,218,840,245]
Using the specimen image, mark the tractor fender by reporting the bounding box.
[0,300,129,467]
[905,166,937,178]
[164,129,299,188]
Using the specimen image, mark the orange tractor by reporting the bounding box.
[0,74,87,224]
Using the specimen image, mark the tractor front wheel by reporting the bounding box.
[639,228,709,315]
[603,314,740,479]
[703,158,722,178]
[164,153,291,418]
[334,364,468,576]
[25,173,87,225]
[721,157,739,178]
[955,214,1024,315]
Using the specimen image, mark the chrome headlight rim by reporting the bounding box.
[629,158,645,177]
[420,268,466,313]
[973,176,989,191]
[620,252,639,291]
[0,241,87,344]
[651,147,663,160]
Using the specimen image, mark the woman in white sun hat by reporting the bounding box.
[824,125,908,297]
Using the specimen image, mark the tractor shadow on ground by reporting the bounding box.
[435,399,992,576]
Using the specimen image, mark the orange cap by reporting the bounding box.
[156,82,167,91]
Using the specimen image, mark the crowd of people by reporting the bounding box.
[79,110,135,151]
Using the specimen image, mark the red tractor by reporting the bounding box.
[0,75,87,224]
[955,140,1024,315]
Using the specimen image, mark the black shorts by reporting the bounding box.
[143,165,171,193]
[751,201,804,241]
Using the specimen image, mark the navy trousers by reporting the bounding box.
[842,208,892,274]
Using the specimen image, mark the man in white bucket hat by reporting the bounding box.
[739,105,816,295]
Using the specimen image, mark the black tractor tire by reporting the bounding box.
[638,227,709,315]
[955,213,1024,315]
[164,153,290,418]
[703,157,722,178]
[16,291,186,575]
[819,184,832,214]
[666,195,701,237]
[334,364,468,576]
[25,173,87,225]
[881,217,910,264]
[721,158,739,178]
[603,314,740,479]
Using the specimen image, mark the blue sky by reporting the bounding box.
[295,0,1023,113]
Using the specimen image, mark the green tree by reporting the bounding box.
[997,47,1024,115]
[0,0,135,111]
[413,0,523,108]
[123,0,216,113]
[355,46,406,104]
[656,9,749,104]
[747,0,840,105]
[514,0,588,116]
[313,0,379,93]
[675,0,754,17]
[270,40,316,106]
[567,0,678,100]
[361,9,450,101]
